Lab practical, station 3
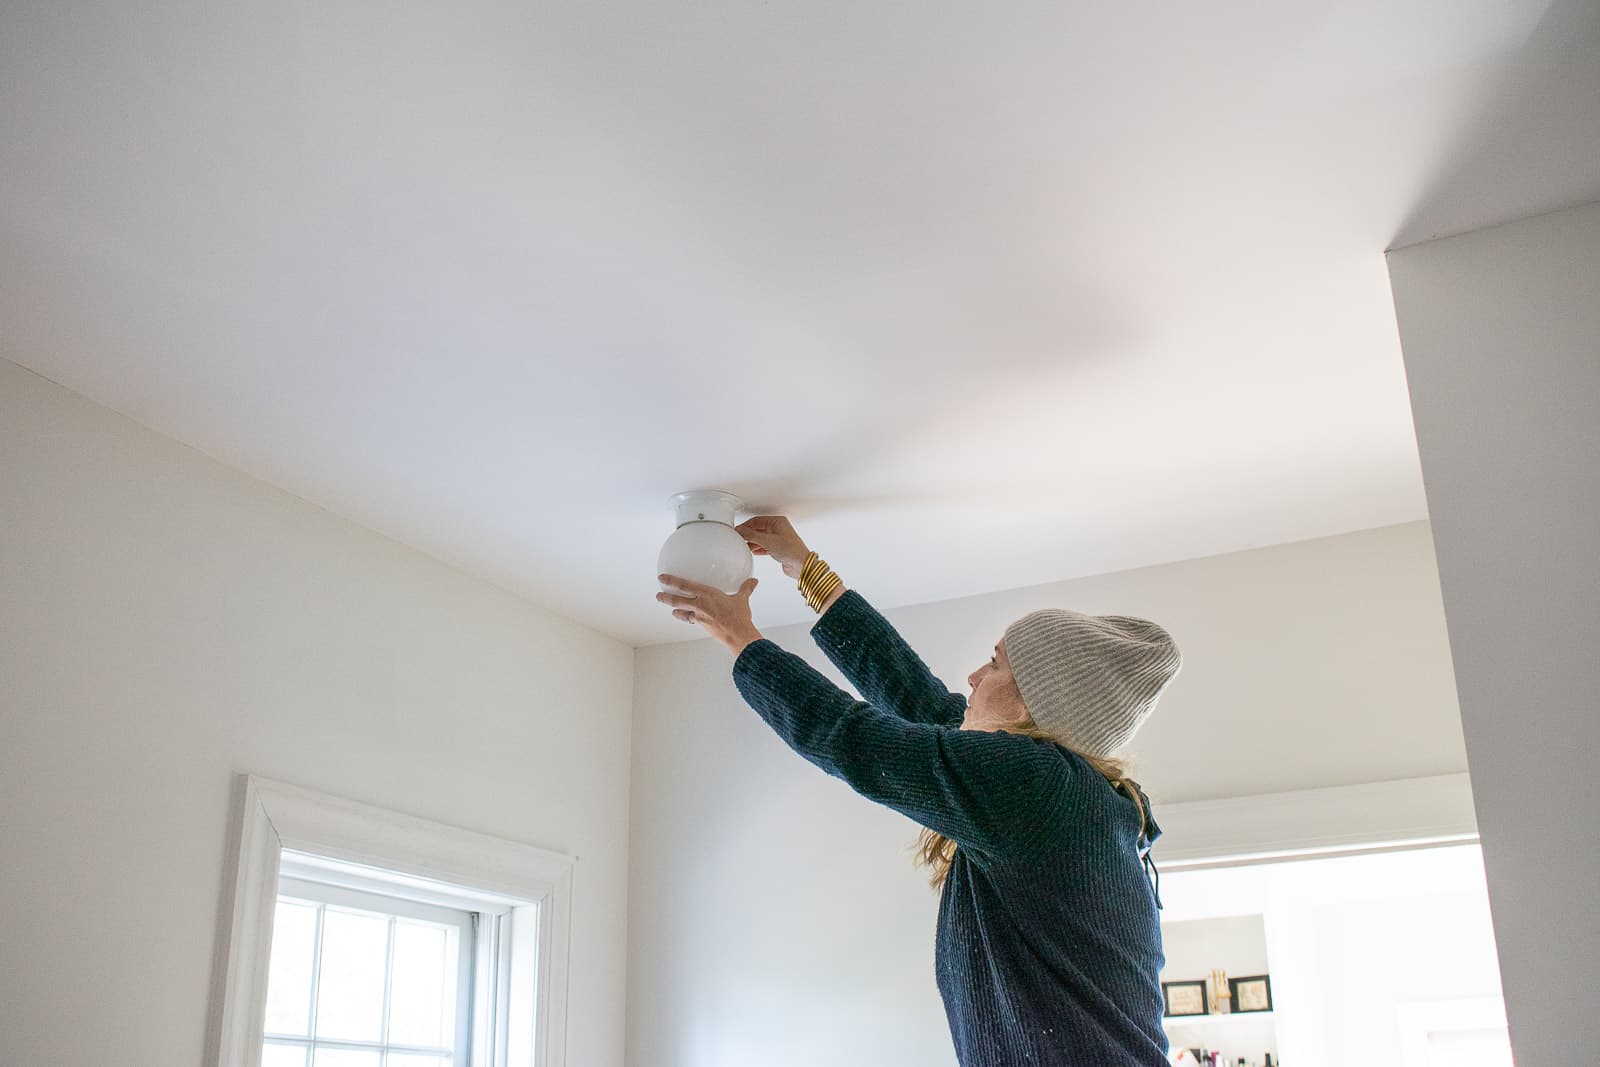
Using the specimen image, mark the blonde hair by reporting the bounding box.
[913,713,1146,890]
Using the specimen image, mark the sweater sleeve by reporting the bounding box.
[809,589,968,728]
[732,637,1073,860]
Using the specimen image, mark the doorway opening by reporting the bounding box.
[1158,844,1509,1067]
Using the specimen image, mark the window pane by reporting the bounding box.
[387,919,455,1048]
[310,1048,381,1067]
[386,1054,450,1067]
[314,909,390,1041]
[261,1043,309,1067]
[264,901,319,1036]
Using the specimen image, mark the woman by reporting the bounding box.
[656,515,1182,1067]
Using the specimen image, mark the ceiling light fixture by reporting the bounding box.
[657,490,752,595]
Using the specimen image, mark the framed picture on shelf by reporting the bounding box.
[1228,974,1273,1013]
[1162,980,1209,1017]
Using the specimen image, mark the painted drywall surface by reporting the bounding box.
[627,522,1468,1067]
[0,360,633,1067]
[1388,201,1600,1067]
[10,2,1600,648]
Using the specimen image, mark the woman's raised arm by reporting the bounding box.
[737,516,966,728]
[731,637,1070,861]
[810,590,967,728]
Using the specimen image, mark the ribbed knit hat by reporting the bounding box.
[1002,609,1181,758]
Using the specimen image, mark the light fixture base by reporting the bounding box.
[668,489,743,529]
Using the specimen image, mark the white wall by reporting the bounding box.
[627,521,1469,1067]
[1388,200,1600,1067]
[0,359,634,1067]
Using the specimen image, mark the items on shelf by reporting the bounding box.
[1229,974,1274,1013]
[1162,968,1277,1067]
[1169,1050,1277,1066]
[1162,978,1210,1016]
[1209,969,1232,1014]
[1162,972,1273,1018]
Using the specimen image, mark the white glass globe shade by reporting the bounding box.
[657,490,752,595]
[658,522,752,595]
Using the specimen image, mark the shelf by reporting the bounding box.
[1164,1011,1275,1026]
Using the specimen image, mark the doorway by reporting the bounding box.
[1158,844,1509,1066]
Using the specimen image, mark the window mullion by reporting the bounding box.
[379,915,397,1064]
[457,908,473,1067]
[306,904,326,1060]
[284,1034,453,1055]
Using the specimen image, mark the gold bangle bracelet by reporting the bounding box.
[809,574,841,612]
[799,553,826,602]
[802,567,832,600]
[799,553,841,613]
[799,552,823,583]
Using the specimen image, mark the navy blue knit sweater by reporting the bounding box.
[731,589,1169,1067]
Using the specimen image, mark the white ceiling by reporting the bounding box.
[4,0,1597,647]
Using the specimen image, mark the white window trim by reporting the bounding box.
[208,774,574,1067]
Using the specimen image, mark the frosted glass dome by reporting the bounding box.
[657,490,752,595]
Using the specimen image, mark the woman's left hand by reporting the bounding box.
[657,574,764,656]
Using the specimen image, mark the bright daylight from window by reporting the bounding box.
[261,879,470,1067]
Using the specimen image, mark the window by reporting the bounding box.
[210,777,573,1067]
[261,876,473,1066]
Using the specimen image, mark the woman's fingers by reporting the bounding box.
[735,517,801,565]
[736,516,787,541]
[658,575,756,634]
[658,573,713,596]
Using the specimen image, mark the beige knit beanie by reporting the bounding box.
[1002,609,1181,758]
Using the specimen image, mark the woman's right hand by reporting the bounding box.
[735,515,811,579]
